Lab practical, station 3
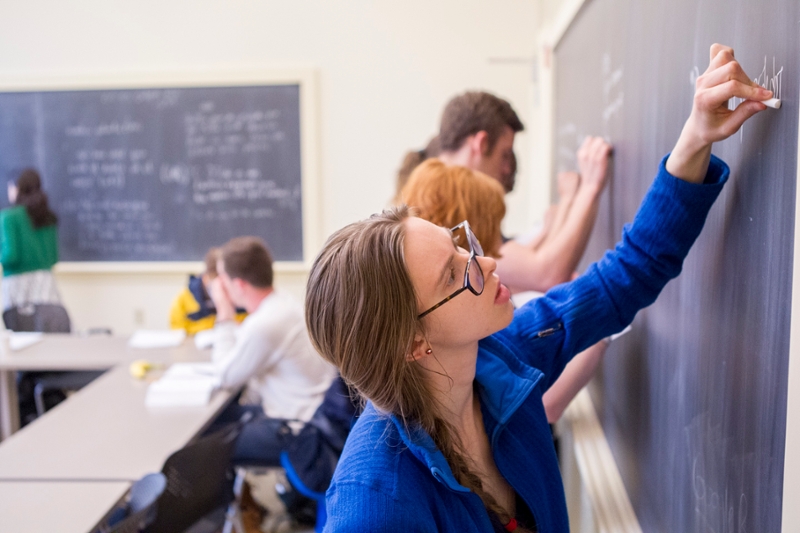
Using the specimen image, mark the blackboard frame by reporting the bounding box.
[783,100,800,532]
[544,0,800,531]
[0,68,321,273]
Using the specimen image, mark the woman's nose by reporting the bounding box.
[477,254,497,277]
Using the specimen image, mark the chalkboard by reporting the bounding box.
[0,83,306,262]
[554,1,798,531]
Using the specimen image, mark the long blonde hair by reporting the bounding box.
[400,159,506,257]
[305,206,511,522]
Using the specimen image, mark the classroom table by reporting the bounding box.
[0,364,234,482]
[0,480,130,533]
[0,333,211,439]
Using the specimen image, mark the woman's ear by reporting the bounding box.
[406,334,432,362]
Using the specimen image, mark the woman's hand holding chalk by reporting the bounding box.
[667,44,772,183]
[762,97,781,109]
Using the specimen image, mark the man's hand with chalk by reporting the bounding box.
[667,43,775,184]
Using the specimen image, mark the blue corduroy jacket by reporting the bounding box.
[324,155,730,532]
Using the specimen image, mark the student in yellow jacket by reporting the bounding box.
[170,248,245,334]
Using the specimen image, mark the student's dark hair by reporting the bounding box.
[220,236,273,288]
[439,91,524,154]
[306,206,512,524]
[394,136,442,203]
[14,169,58,228]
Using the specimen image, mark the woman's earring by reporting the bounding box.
[426,349,432,355]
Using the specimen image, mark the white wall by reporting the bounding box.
[0,0,551,334]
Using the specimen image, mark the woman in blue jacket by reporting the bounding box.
[305,45,772,532]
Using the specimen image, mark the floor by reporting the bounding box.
[247,469,315,533]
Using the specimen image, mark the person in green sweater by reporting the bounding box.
[2,169,61,313]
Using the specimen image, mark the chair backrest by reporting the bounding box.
[281,376,361,496]
[94,473,167,533]
[3,304,71,333]
[145,425,240,533]
[129,473,168,514]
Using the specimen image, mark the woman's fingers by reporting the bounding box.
[697,80,771,110]
[707,44,735,71]
[696,58,757,90]
[721,100,768,137]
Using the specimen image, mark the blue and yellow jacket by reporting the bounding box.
[169,275,246,335]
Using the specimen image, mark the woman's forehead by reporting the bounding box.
[403,217,453,274]
[403,216,451,245]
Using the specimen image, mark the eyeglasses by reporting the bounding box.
[417,221,485,319]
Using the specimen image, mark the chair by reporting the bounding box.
[33,370,104,415]
[94,472,167,533]
[5,304,108,417]
[225,376,359,533]
[145,420,243,533]
[3,303,71,332]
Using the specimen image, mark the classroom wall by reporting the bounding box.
[0,0,555,334]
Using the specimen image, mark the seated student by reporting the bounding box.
[400,159,608,423]
[208,236,337,463]
[169,248,246,335]
[306,44,770,532]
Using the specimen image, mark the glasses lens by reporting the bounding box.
[468,257,484,294]
[466,226,484,257]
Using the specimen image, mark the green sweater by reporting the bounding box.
[0,206,58,277]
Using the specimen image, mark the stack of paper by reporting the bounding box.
[145,363,220,407]
[129,329,186,349]
[10,332,44,351]
[193,329,216,350]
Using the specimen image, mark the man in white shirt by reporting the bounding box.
[208,236,336,464]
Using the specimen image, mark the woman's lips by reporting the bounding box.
[494,282,511,305]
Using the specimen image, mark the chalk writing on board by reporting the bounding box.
[61,198,170,255]
[557,122,590,173]
[690,66,701,87]
[602,54,624,126]
[725,56,784,142]
[184,104,285,159]
[67,148,156,192]
[687,413,751,533]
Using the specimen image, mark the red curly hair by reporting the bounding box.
[400,159,506,258]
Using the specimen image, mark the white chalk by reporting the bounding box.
[762,97,781,109]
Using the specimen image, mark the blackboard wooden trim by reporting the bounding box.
[541,0,591,52]
[562,389,642,532]
[781,100,800,533]
[0,68,323,268]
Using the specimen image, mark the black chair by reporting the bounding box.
[33,370,104,415]
[145,419,244,533]
[4,304,107,418]
[3,303,71,332]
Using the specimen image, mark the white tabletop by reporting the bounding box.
[0,480,130,533]
[0,333,209,371]
[0,365,234,481]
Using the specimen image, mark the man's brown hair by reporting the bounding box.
[439,91,524,153]
[203,247,221,279]
[220,236,273,288]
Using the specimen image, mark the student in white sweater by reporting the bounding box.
[208,236,336,464]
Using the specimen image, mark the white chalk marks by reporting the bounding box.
[724,56,784,142]
[602,53,625,125]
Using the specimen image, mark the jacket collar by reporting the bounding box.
[475,336,543,429]
[383,333,544,493]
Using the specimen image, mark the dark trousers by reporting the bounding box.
[208,402,294,466]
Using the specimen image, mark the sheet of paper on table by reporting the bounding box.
[129,329,186,349]
[145,362,220,407]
